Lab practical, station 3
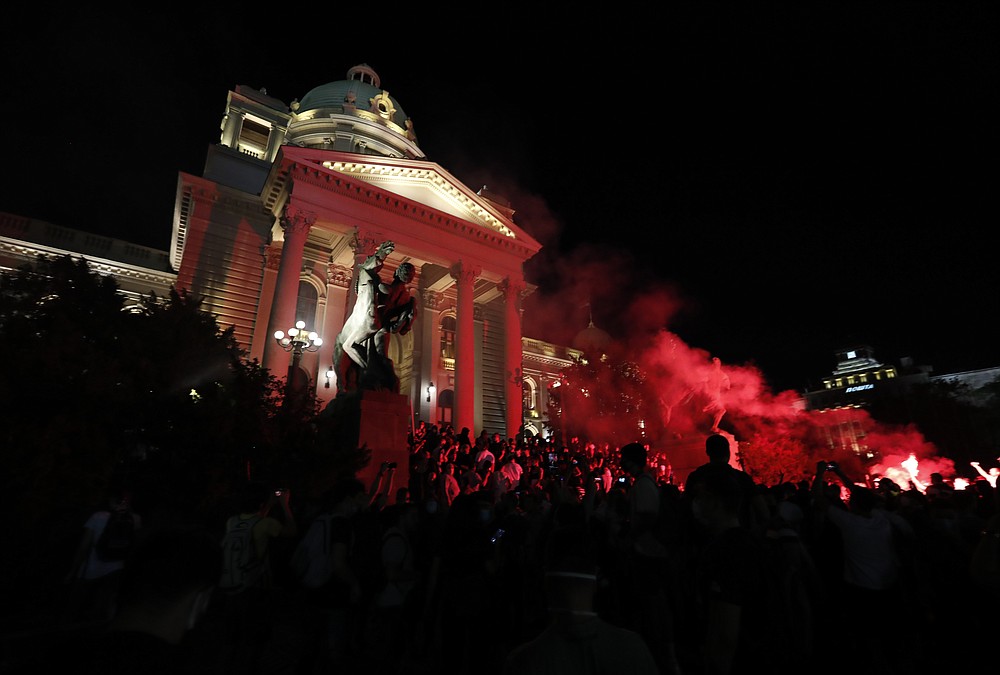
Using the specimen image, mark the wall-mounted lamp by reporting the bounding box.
[325,367,335,389]
[426,381,435,402]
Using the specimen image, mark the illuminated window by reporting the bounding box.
[859,374,868,383]
[237,117,270,158]
[886,370,896,379]
[295,282,318,329]
[440,315,456,359]
[847,376,856,385]
[523,378,537,412]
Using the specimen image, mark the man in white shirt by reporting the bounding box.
[498,453,524,494]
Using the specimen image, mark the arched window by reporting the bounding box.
[295,282,318,329]
[523,378,537,412]
[438,389,454,425]
[440,315,456,360]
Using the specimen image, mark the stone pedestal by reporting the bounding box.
[322,390,411,489]
[355,390,412,488]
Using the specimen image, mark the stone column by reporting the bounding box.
[500,276,526,440]
[419,287,443,424]
[262,205,316,379]
[263,122,282,162]
[320,262,351,397]
[221,110,243,148]
[450,261,480,436]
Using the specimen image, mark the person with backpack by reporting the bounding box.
[292,477,370,675]
[62,486,142,625]
[14,524,223,675]
[214,480,297,675]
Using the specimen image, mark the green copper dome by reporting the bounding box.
[295,64,410,130]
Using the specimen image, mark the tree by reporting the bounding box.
[546,349,664,447]
[0,255,361,620]
[867,378,1000,468]
[737,433,816,486]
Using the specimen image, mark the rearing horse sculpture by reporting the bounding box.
[332,240,402,395]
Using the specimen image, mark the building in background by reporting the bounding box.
[0,66,583,443]
[804,344,1000,460]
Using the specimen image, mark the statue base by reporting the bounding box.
[321,390,411,489]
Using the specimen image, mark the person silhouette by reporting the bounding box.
[685,434,768,534]
[501,524,660,675]
[970,460,999,488]
[62,486,142,625]
[14,525,222,675]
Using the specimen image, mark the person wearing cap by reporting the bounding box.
[501,525,660,675]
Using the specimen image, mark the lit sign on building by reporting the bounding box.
[845,384,874,393]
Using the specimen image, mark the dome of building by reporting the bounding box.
[286,64,422,158]
[571,317,613,356]
[295,64,410,128]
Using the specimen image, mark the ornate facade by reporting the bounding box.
[1,65,577,440]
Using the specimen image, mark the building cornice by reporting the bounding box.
[0,237,177,288]
[276,159,541,262]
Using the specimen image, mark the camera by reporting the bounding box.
[826,462,837,471]
[274,489,284,496]
[491,528,506,544]
[617,476,627,484]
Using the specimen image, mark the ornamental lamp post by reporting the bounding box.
[273,320,322,394]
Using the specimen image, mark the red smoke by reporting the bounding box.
[520,243,955,487]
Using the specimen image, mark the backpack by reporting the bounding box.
[289,514,337,589]
[94,507,136,562]
[219,514,264,593]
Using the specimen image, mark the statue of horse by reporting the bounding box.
[332,241,396,395]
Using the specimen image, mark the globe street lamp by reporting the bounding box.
[273,320,322,393]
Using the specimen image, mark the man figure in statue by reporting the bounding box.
[374,261,416,359]
[702,357,731,433]
[333,241,417,395]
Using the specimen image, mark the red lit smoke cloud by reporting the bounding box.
[518,237,955,485]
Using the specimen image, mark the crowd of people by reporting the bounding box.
[8,422,1000,675]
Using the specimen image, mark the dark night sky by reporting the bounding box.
[3,4,998,394]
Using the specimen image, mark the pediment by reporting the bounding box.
[277,146,540,250]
